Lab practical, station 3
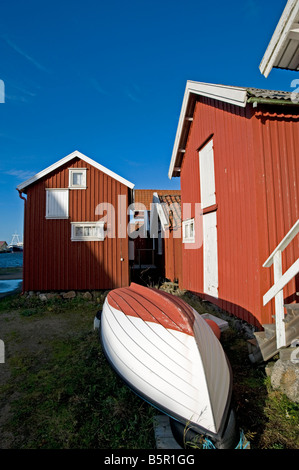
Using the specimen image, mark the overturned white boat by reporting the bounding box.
[100,283,239,448]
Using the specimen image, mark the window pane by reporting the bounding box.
[189,222,194,238]
[75,226,83,237]
[95,225,102,238]
[73,172,83,185]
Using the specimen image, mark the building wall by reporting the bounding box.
[180,97,299,328]
[252,107,299,318]
[23,157,130,291]
[164,227,182,284]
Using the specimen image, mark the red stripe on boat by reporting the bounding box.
[107,283,195,336]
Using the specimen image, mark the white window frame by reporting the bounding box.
[71,222,105,241]
[46,188,69,219]
[182,218,195,243]
[68,168,87,189]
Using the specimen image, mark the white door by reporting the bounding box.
[199,140,218,298]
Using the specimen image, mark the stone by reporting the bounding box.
[39,294,48,302]
[270,358,299,403]
[83,292,92,300]
[46,293,60,300]
[62,291,76,299]
[92,291,102,300]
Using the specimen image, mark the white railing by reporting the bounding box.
[263,219,299,349]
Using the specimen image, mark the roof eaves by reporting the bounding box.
[259,0,299,77]
[17,150,135,192]
[168,81,247,179]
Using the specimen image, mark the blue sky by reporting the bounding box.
[0,0,298,244]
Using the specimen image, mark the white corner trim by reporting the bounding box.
[259,0,299,77]
[17,150,135,192]
[168,81,247,179]
[152,192,169,227]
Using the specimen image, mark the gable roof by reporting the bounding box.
[168,80,299,178]
[260,0,299,77]
[134,189,180,210]
[17,150,135,192]
[156,193,181,230]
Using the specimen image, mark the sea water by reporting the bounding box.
[0,252,23,269]
[0,252,23,294]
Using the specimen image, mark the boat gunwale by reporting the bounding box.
[100,284,234,444]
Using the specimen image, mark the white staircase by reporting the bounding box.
[248,220,299,363]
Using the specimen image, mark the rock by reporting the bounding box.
[271,358,299,403]
[83,292,92,300]
[92,291,102,300]
[46,293,60,300]
[265,361,275,377]
[62,291,76,299]
[39,294,48,302]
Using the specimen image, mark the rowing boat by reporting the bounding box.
[99,282,239,448]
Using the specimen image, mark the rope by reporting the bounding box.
[202,430,249,449]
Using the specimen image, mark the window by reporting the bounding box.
[69,168,87,189]
[71,222,105,241]
[182,218,195,243]
[46,189,69,219]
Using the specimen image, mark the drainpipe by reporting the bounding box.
[17,190,26,294]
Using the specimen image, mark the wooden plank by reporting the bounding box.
[273,251,286,348]
[263,219,299,268]
[263,258,299,305]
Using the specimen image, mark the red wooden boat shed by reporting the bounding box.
[169,81,299,329]
[17,150,134,292]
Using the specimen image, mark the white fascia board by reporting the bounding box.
[17,150,135,192]
[168,81,247,179]
[152,192,169,228]
[259,0,299,77]
[186,81,247,107]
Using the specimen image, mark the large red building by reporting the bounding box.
[169,81,299,329]
[17,150,134,291]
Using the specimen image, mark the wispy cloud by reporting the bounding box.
[125,83,142,103]
[2,35,48,73]
[4,169,35,180]
[5,83,37,104]
[123,158,143,167]
[89,77,109,96]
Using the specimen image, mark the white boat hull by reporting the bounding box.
[100,283,238,448]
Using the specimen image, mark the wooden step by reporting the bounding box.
[248,311,299,363]
[284,303,299,323]
[263,324,276,340]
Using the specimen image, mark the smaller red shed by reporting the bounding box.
[17,150,135,292]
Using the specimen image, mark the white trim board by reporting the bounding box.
[168,81,248,179]
[259,0,299,77]
[17,150,135,192]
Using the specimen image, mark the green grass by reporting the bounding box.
[0,294,155,449]
[6,332,155,449]
[0,290,298,449]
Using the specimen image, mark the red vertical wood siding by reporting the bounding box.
[23,157,130,291]
[164,228,182,283]
[180,98,299,328]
